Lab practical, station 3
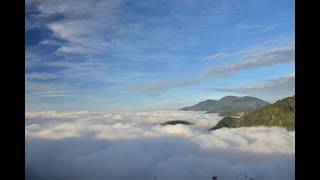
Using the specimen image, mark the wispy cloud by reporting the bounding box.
[204,52,233,61]
[234,23,278,33]
[140,78,202,93]
[204,35,294,61]
[142,43,295,93]
[26,81,90,97]
[25,80,92,111]
[207,73,295,102]
[26,72,58,80]
[27,91,91,98]
[203,47,294,77]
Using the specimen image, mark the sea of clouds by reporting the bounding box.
[26,111,295,180]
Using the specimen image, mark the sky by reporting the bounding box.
[25,0,295,112]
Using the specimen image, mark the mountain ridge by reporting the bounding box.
[179,96,270,116]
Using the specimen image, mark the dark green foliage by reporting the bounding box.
[235,95,295,130]
[209,117,237,130]
[206,106,256,117]
[160,120,194,126]
[218,96,269,109]
[209,95,295,131]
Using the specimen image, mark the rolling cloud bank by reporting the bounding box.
[26,111,294,180]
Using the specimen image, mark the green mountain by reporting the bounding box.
[210,116,236,130]
[206,106,256,117]
[180,96,269,114]
[210,95,295,131]
[180,99,219,111]
[160,120,194,126]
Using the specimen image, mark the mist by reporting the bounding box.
[26,111,294,180]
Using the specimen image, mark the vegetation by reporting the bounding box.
[206,106,255,117]
[209,95,295,131]
[160,120,194,126]
[210,117,236,130]
[180,99,219,111]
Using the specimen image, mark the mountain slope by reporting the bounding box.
[210,116,236,130]
[209,95,295,131]
[180,99,219,111]
[180,96,269,113]
[206,106,256,117]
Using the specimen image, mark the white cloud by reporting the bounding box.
[57,45,88,54]
[26,111,294,180]
[26,0,122,55]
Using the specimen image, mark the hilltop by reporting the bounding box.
[210,95,295,131]
[180,96,269,116]
[160,120,194,126]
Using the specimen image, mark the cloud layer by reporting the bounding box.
[26,111,295,180]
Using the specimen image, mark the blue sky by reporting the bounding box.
[25,0,295,112]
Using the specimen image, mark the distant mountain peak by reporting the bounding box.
[179,96,269,112]
[219,96,239,100]
[202,99,217,102]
